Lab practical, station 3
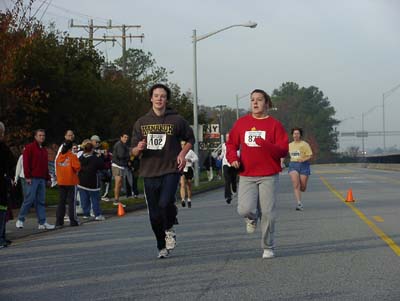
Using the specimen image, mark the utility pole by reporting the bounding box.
[69,19,115,47]
[215,105,227,142]
[104,24,144,75]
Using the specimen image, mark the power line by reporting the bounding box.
[39,0,53,22]
[34,0,116,24]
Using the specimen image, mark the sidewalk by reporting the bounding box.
[5,198,147,243]
[4,181,224,244]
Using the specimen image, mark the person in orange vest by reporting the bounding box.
[55,141,81,227]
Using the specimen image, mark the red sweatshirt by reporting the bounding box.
[23,141,50,180]
[226,114,288,177]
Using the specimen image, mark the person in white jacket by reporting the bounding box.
[14,150,26,199]
[179,141,198,208]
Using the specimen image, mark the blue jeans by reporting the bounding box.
[79,188,101,217]
[20,178,27,199]
[18,178,47,224]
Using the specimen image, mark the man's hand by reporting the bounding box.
[177,153,186,171]
[137,139,147,151]
[231,161,240,169]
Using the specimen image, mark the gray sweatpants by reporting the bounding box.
[237,175,279,250]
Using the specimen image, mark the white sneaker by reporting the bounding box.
[101,197,110,202]
[246,218,257,234]
[158,248,169,259]
[16,220,24,229]
[296,203,304,211]
[165,228,176,250]
[113,202,126,207]
[38,222,55,230]
[64,216,70,222]
[95,215,106,221]
[262,249,275,259]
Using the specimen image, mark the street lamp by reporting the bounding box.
[236,93,249,120]
[336,116,354,152]
[192,21,257,186]
[362,105,380,156]
[382,83,400,152]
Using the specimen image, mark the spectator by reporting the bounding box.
[100,142,112,202]
[203,152,215,182]
[77,140,106,221]
[14,147,27,200]
[179,141,198,208]
[90,135,101,155]
[221,133,238,204]
[0,121,16,248]
[55,130,76,221]
[55,141,81,227]
[126,154,140,198]
[15,129,55,230]
[112,134,130,207]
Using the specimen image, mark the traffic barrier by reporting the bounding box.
[346,188,355,202]
[117,202,125,216]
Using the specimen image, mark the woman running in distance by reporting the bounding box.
[287,127,312,211]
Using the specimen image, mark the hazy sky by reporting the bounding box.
[3,0,400,151]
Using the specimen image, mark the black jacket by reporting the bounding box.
[78,153,104,190]
[0,141,16,208]
[112,140,130,167]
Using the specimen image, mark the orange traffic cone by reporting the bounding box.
[345,189,355,202]
[117,202,125,216]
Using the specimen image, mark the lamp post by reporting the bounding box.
[362,105,380,156]
[192,21,257,186]
[382,83,400,152]
[337,116,354,152]
[236,93,250,120]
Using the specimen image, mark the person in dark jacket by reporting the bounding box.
[15,129,55,230]
[78,141,106,221]
[131,83,195,259]
[112,134,130,207]
[0,122,16,248]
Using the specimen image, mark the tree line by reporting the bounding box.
[1,1,340,162]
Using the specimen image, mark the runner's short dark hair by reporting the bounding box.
[291,127,303,136]
[149,83,171,100]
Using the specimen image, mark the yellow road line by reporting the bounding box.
[320,176,400,256]
[373,216,384,223]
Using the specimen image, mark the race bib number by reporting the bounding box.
[291,150,300,158]
[147,133,166,150]
[244,130,266,147]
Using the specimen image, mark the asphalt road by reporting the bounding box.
[1,165,400,300]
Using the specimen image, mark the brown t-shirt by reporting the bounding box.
[131,108,195,178]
